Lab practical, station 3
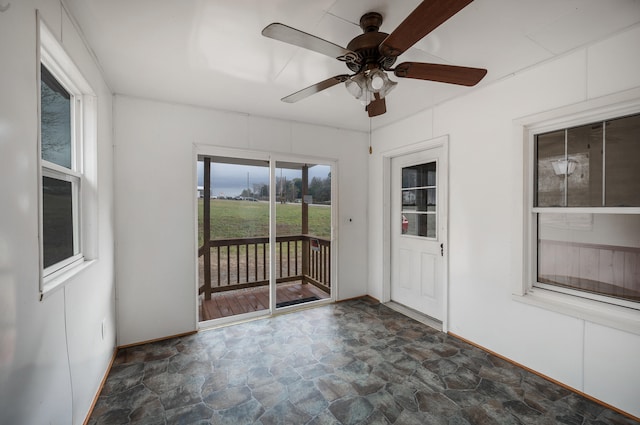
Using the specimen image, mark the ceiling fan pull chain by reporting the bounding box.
[369,117,372,155]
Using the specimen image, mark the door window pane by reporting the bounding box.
[401,161,436,238]
[42,176,74,268]
[402,162,436,188]
[41,65,72,169]
[605,114,640,207]
[402,213,436,238]
[402,188,437,212]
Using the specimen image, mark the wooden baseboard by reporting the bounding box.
[448,332,639,422]
[82,347,118,425]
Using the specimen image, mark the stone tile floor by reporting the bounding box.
[88,299,638,425]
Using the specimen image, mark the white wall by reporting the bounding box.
[0,1,115,424]
[368,26,640,417]
[113,96,369,346]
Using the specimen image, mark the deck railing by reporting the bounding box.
[198,234,330,299]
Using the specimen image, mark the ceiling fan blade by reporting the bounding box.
[263,23,354,60]
[367,93,387,117]
[281,75,351,103]
[394,62,486,86]
[379,0,474,57]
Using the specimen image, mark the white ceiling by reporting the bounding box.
[64,0,640,132]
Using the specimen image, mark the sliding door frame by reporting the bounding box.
[194,145,338,328]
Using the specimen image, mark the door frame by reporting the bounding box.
[193,145,338,328]
[381,135,450,332]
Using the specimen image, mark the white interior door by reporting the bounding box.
[391,147,446,321]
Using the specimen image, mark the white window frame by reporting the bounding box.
[515,88,640,335]
[41,166,83,273]
[38,16,98,297]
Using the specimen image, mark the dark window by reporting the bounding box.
[42,176,74,268]
[401,162,437,237]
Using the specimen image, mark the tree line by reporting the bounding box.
[241,173,331,204]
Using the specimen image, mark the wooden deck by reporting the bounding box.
[199,282,330,321]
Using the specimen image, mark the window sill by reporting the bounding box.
[513,288,640,336]
[40,259,97,300]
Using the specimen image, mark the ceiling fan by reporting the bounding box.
[262,0,487,117]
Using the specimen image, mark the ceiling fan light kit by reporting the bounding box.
[262,0,487,117]
[345,69,397,106]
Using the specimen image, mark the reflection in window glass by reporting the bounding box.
[536,130,565,207]
[402,189,417,207]
[567,123,602,207]
[402,213,436,238]
[605,114,640,207]
[537,213,640,302]
[42,176,74,268]
[41,65,72,169]
[402,162,436,188]
[536,113,640,208]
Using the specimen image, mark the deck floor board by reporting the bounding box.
[200,282,329,321]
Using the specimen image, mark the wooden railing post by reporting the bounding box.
[302,165,309,282]
[203,157,212,300]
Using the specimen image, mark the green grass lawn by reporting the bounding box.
[198,199,330,245]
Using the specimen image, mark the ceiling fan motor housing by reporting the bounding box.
[346,12,396,73]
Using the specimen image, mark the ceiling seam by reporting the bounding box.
[60,0,115,94]
[325,11,359,28]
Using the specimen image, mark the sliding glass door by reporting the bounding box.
[274,161,332,310]
[197,154,333,324]
[197,156,270,322]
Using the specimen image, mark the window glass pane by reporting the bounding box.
[42,176,74,268]
[535,130,565,207]
[567,123,603,206]
[537,213,640,303]
[402,213,436,238]
[605,114,640,207]
[402,162,436,188]
[41,65,72,169]
[402,189,417,209]
[402,189,436,212]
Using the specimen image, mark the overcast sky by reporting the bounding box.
[197,161,330,197]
